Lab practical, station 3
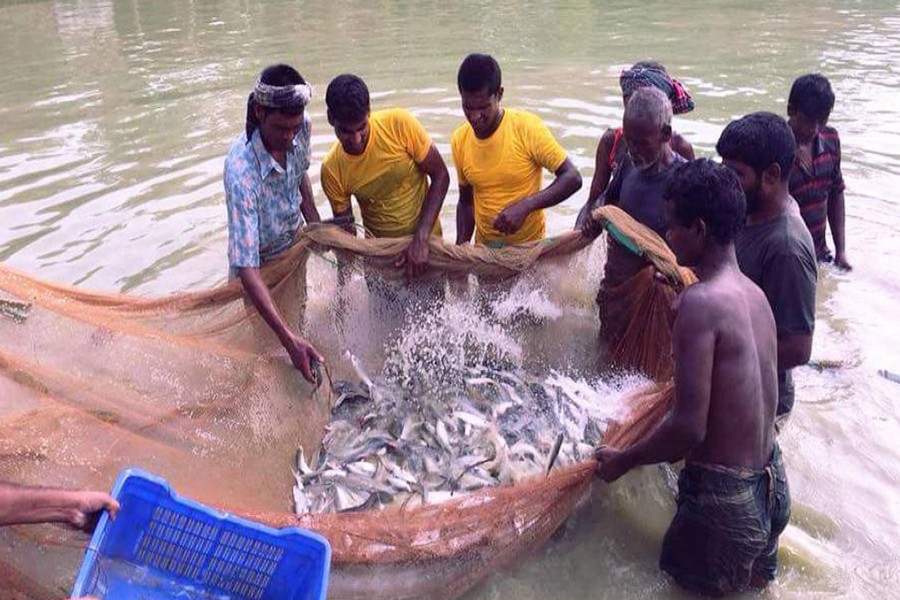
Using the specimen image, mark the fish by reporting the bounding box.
[879,369,900,385]
[347,351,374,390]
[296,447,313,476]
[293,484,309,514]
[453,410,490,430]
[0,298,31,324]
[331,380,370,413]
[434,420,453,453]
[334,483,371,512]
[545,433,564,475]
[291,364,611,514]
[345,460,378,478]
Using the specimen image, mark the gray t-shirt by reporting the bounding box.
[736,201,817,415]
[602,155,686,287]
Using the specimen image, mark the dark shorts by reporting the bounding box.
[660,445,791,597]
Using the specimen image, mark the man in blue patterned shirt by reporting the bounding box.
[224,64,322,382]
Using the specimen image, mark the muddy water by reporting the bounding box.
[1,1,899,598]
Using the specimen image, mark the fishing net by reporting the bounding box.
[0,206,685,600]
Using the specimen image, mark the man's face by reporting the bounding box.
[333,114,370,156]
[722,159,762,214]
[256,108,304,153]
[664,200,702,266]
[623,115,670,172]
[461,88,502,139]
[788,108,823,144]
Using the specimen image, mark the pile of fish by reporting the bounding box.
[292,359,610,514]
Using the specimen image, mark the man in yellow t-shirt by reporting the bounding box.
[321,74,450,279]
[451,54,582,247]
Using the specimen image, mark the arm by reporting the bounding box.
[596,291,713,481]
[320,158,355,235]
[456,184,476,244]
[329,206,356,235]
[671,132,696,161]
[494,158,583,235]
[0,483,118,530]
[588,131,615,206]
[580,158,626,239]
[762,249,816,372]
[297,118,319,225]
[575,131,615,231]
[778,333,813,372]
[299,172,320,224]
[398,144,450,278]
[828,190,851,270]
[238,267,323,382]
[827,131,850,270]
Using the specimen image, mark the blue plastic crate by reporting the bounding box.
[71,468,331,600]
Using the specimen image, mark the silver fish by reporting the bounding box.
[545,432,564,475]
[0,298,31,324]
[292,364,610,513]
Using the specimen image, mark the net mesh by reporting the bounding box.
[0,206,683,599]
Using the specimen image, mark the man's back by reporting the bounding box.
[597,158,791,596]
[678,268,778,469]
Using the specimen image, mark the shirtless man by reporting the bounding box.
[596,159,790,596]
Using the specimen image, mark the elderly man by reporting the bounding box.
[223,64,323,382]
[582,86,687,348]
[578,61,696,225]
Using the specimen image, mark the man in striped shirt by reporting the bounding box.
[787,74,852,270]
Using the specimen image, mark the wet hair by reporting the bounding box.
[245,64,307,139]
[325,74,371,125]
[788,73,835,122]
[457,54,502,95]
[716,112,797,182]
[624,86,672,131]
[632,60,667,71]
[666,159,746,245]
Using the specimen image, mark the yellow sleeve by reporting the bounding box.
[320,152,351,215]
[525,114,568,173]
[392,110,432,164]
[450,126,469,187]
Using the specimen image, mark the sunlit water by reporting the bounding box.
[1,1,899,599]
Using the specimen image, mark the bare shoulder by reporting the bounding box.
[678,282,719,309]
[738,272,776,319]
[600,127,617,147]
[674,283,721,330]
